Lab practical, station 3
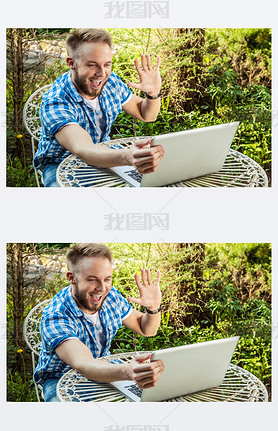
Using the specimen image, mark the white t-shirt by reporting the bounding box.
[83,311,106,355]
[83,97,106,140]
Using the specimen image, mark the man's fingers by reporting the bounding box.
[140,54,147,71]
[134,138,153,148]
[133,359,165,388]
[141,268,148,286]
[133,154,163,170]
[134,155,163,174]
[134,150,163,162]
[134,54,159,72]
[133,146,164,161]
[133,359,164,375]
[134,273,144,293]
[127,296,142,306]
[136,374,160,388]
[129,142,164,174]
[155,56,160,70]
[145,54,153,70]
[134,353,152,363]
[145,268,152,285]
[127,81,141,90]
[156,270,161,285]
[134,58,143,75]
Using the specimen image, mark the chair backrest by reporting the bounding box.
[23,84,52,186]
[23,84,52,143]
[23,299,52,356]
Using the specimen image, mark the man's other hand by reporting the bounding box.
[125,353,165,389]
[125,139,164,174]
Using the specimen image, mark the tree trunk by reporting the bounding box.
[164,28,209,113]
[7,29,25,158]
[7,243,25,350]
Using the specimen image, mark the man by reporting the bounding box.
[34,28,164,187]
[34,243,165,402]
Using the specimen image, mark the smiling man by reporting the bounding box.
[34,243,164,402]
[34,28,164,186]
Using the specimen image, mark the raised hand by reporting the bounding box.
[127,268,162,311]
[127,54,161,96]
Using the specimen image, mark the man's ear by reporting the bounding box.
[67,271,75,284]
[66,57,75,70]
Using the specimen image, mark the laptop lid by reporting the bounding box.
[140,122,239,187]
[140,336,239,401]
[111,336,239,402]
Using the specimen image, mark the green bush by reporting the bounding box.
[6,156,37,187]
[7,371,37,402]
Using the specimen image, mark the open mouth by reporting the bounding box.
[89,293,103,304]
[90,79,102,89]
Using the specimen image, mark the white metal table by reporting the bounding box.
[57,351,268,402]
[56,137,268,188]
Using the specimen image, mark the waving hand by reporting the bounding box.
[127,54,161,96]
[127,268,162,311]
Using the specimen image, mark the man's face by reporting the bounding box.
[69,42,112,99]
[70,256,113,314]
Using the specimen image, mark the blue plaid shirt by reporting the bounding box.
[33,71,132,171]
[33,285,132,386]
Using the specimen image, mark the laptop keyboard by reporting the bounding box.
[125,383,143,397]
[125,169,142,183]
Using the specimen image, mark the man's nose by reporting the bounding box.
[96,280,106,290]
[95,66,105,77]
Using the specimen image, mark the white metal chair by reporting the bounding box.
[23,85,52,187]
[23,299,52,401]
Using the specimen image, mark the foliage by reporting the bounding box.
[7,371,37,402]
[7,345,37,402]
[7,156,37,187]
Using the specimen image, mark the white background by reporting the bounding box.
[0,1,277,430]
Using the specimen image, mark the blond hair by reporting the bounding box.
[66,28,112,59]
[66,243,112,274]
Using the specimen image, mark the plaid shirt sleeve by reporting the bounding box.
[113,73,132,106]
[40,308,78,351]
[103,287,132,324]
[110,73,132,106]
[40,95,78,138]
[117,290,132,320]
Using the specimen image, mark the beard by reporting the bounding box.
[73,66,106,99]
[73,279,106,313]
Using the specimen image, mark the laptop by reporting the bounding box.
[110,122,239,187]
[111,336,239,402]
